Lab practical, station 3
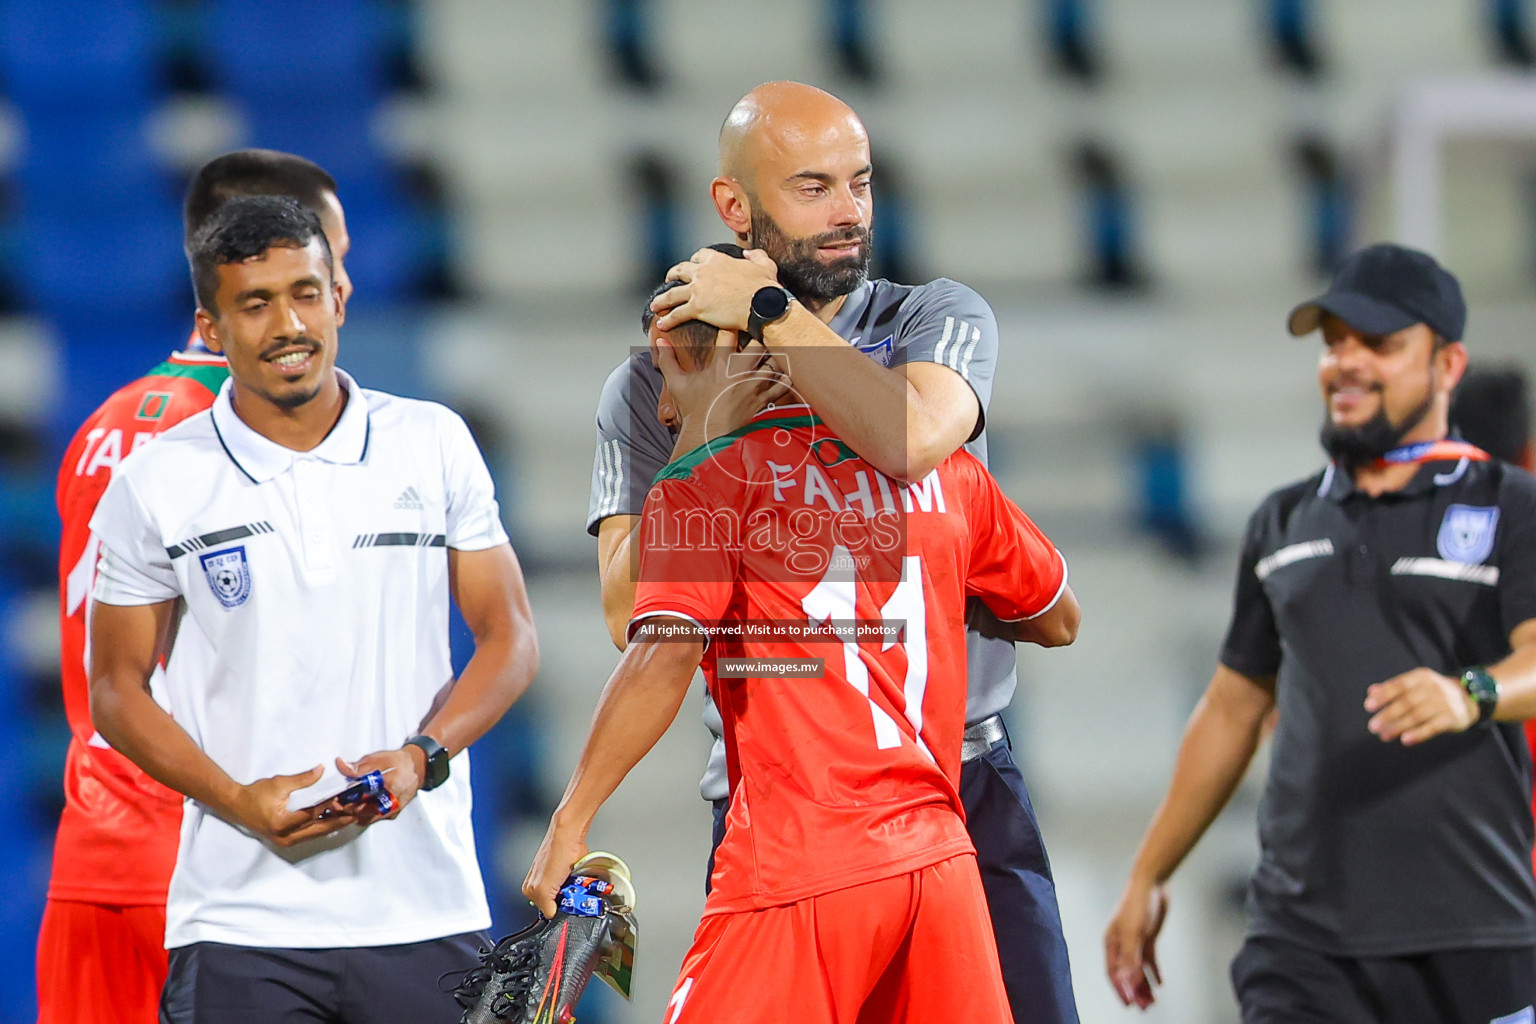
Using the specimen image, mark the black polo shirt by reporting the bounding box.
[1221,453,1536,956]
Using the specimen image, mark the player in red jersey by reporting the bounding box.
[37,150,352,1024]
[525,317,1080,1022]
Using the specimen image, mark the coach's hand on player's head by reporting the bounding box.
[652,246,781,333]
[1104,878,1169,1010]
[523,820,589,919]
[230,765,363,848]
[1364,668,1478,746]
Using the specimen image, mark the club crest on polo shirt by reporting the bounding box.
[1437,504,1499,565]
[855,335,894,366]
[199,546,252,608]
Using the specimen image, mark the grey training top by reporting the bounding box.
[588,277,1014,801]
[1221,455,1536,956]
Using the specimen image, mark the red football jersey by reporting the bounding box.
[51,349,228,903]
[631,406,1066,914]
[1527,719,1536,876]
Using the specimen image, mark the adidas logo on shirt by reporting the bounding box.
[394,486,424,510]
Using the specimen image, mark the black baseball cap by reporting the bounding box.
[1287,243,1466,343]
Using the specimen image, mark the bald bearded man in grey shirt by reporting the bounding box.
[586,80,1080,1024]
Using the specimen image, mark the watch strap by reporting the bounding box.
[405,734,450,791]
[1459,667,1500,723]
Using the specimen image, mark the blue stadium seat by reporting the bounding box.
[1266,0,1323,75]
[0,0,157,111]
[1490,0,1536,65]
[0,589,51,1023]
[16,112,165,214]
[238,106,386,186]
[829,0,882,83]
[605,0,663,88]
[203,0,389,107]
[16,205,186,319]
[331,172,424,301]
[1046,0,1100,81]
[200,0,423,298]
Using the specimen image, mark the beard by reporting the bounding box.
[1319,389,1435,468]
[265,383,323,409]
[256,337,325,409]
[749,208,872,303]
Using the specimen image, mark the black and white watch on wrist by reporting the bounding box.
[405,734,450,791]
[746,285,794,341]
[1459,666,1500,723]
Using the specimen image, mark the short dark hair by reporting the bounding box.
[184,149,338,248]
[190,195,333,315]
[640,243,749,366]
[639,274,680,336]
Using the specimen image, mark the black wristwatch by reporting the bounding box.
[746,285,794,341]
[405,734,451,791]
[1459,667,1500,723]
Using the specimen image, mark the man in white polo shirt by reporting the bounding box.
[87,195,540,1023]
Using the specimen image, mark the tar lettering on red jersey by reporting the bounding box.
[51,350,228,903]
[631,405,1066,914]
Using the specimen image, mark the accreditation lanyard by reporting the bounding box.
[1371,439,1491,469]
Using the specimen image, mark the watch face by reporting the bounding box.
[1462,669,1499,721]
[753,286,790,320]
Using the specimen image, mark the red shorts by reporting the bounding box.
[36,899,167,1024]
[666,853,1009,1024]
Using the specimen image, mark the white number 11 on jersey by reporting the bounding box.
[801,548,933,758]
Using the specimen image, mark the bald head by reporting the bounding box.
[719,81,868,189]
[710,81,875,306]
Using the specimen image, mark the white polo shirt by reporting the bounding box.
[90,369,508,949]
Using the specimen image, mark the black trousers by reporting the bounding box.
[160,931,490,1024]
[1233,935,1536,1024]
[958,735,1080,1024]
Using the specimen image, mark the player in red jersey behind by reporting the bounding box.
[38,150,351,1024]
[525,311,1080,1022]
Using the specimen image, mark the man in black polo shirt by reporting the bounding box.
[1103,243,1536,1023]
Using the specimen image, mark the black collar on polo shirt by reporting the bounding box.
[210,368,371,484]
[1316,432,1475,504]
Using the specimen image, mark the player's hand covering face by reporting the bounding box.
[651,327,790,445]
